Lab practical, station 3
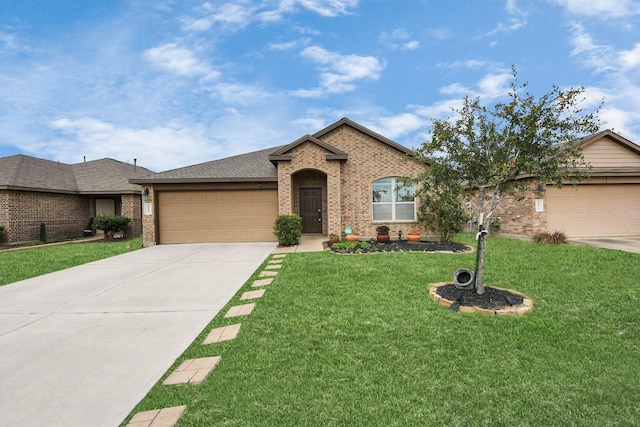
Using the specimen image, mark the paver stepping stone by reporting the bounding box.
[268,259,283,264]
[225,303,256,318]
[203,324,241,344]
[259,271,278,277]
[240,289,265,300]
[163,356,221,385]
[126,405,186,427]
[272,254,286,258]
[252,278,273,287]
[265,264,282,269]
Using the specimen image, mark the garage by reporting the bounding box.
[546,183,640,237]
[157,190,279,244]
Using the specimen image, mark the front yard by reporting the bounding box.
[123,234,640,426]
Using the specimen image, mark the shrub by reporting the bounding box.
[92,215,131,238]
[533,230,568,244]
[0,225,5,243]
[273,214,303,246]
[39,223,47,242]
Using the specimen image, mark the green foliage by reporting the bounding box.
[330,240,371,253]
[375,225,390,234]
[415,167,470,243]
[533,230,568,244]
[92,215,131,237]
[0,225,5,243]
[273,214,303,246]
[414,66,601,221]
[39,223,47,242]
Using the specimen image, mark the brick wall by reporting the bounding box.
[4,190,92,243]
[468,181,547,237]
[1,190,144,244]
[141,185,156,246]
[277,124,427,239]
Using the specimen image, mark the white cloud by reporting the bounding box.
[379,29,420,51]
[550,0,640,18]
[296,46,383,95]
[568,22,617,73]
[143,43,221,79]
[47,117,217,171]
[619,43,640,70]
[183,0,359,32]
[269,38,310,51]
[367,113,425,140]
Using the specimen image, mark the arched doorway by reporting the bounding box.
[292,169,327,234]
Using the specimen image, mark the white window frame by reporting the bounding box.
[372,177,416,222]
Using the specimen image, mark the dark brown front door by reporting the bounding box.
[300,187,322,233]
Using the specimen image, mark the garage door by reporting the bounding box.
[546,184,640,237]
[157,190,279,243]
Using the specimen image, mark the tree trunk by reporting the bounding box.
[475,226,487,295]
[475,187,487,295]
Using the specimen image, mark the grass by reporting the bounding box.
[121,234,640,426]
[0,237,142,286]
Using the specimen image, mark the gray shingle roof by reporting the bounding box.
[0,154,153,194]
[131,145,284,183]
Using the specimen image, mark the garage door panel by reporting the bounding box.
[546,184,640,237]
[158,190,278,244]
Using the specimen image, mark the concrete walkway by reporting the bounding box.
[0,242,275,427]
[569,236,640,254]
[272,235,327,253]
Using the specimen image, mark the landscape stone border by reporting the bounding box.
[429,282,534,316]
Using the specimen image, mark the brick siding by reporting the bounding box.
[1,190,143,244]
[278,124,427,239]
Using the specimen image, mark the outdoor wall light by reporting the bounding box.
[537,183,546,196]
[142,188,150,201]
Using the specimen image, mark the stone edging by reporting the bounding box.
[429,282,534,316]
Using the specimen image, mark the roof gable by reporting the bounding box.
[268,135,348,163]
[580,129,640,169]
[314,117,415,156]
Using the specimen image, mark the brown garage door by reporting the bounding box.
[546,184,640,237]
[157,190,279,243]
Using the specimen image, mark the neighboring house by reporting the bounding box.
[131,118,427,246]
[0,155,153,244]
[486,129,640,238]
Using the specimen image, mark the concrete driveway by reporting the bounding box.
[0,242,276,427]
[568,236,640,254]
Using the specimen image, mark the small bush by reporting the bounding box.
[273,214,303,246]
[330,241,371,253]
[0,225,5,243]
[533,230,567,244]
[39,223,47,242]
[92,215,131,238]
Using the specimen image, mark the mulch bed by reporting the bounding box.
[328,240,472,254]
[436,283,524,310]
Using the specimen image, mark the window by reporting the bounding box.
[372,178,415,221]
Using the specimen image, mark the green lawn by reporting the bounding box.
[0,237,142,286]
[122,234,640,426]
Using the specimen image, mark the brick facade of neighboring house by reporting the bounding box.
[0,155,152,244]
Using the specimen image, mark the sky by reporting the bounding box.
[1,0,640,172]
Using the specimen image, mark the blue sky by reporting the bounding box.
[1,0,640,172]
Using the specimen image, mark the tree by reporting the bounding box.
[414,160,470,243]
[414,68,601,294]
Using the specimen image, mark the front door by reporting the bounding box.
[300,188,322,233]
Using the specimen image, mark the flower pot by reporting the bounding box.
[407,232,421,243]
[376,233,391,243]
[346,233,359,242]
[329,235,340,244]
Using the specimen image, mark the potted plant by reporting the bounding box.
[329,233,340,244]
[407,229,421,243]
[376,225,391,243]
[344,226,359,242]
